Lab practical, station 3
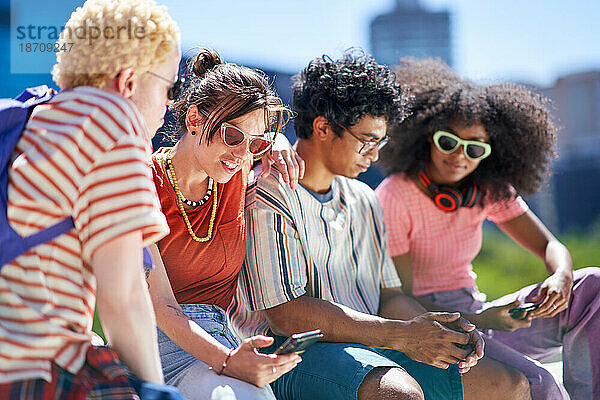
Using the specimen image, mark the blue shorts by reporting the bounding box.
[157,304,276,399]
[263,335,463,400]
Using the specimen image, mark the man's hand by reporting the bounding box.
[441,316,484,373]
[389,312,473,370]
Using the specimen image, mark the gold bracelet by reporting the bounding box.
[217,348,234,375]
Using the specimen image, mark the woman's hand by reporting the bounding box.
[475,300,532,332]
[529,270,573,319]
[262,134,305,189]
[223,335,302,387]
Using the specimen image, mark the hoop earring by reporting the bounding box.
[190,130,196,136]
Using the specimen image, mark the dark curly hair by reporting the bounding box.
[292,48,410,139]
[379,58,557,203]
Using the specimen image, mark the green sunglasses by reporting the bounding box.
[433,130,491,161]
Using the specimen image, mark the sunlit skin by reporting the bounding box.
[130,46,182,137]
[195,108,266,183]
[427,119,489,186]
[168,107,266,202]
[334,115,387,178]
[298,114,387,194]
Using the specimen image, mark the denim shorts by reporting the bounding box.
[157,304,240,384]
[261,334,463,400]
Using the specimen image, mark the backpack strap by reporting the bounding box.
[0,86,155,271]
[20,218,76,252]
[0,86,70,267]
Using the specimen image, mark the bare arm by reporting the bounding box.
[264,294,388,347]
[378,286,431,319]
[264,293,474,370]
[390,253,452,312]
[391,253,474,315]
[147,244,231,369]
[391,210,572,329]
[391,251,530,332]
[381,286,483,368]
[497,210,572,276]
[147,244,300,387]
[247,180,474,370]
[92,231,163,384]
[385,257,485,367]
[497,210,573,318]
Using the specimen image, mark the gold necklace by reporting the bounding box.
[163,151,218,242]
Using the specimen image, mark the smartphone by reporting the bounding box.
[508,302,540,320]
[273,329,324,355]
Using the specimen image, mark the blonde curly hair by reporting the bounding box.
[52,0,180,89]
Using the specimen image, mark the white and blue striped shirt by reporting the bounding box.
[231,169,401,337]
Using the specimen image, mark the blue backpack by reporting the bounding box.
[0,86,153,269]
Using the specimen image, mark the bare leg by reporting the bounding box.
[462,356,531,400]
[358,367,424,400]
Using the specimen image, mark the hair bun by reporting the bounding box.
[192,48,223,78]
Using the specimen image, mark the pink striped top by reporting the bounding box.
[1,86,169,383]
[375,173,528,296]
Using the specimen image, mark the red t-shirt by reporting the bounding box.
[151,149,248,310]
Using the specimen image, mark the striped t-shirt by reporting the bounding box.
[1,86,169,383]
[231,169,401,337]
[375,173,528,296]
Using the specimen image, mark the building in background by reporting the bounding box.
[364,0,453,188]
[536,71,600,233]
[367,0,600,233]
[545,71,600,163]
[370,0,452,68]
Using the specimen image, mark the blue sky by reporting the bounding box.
[161,0,600,87]
[8,0,600,87]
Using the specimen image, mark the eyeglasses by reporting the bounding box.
[433,130,491,161]
[221,122,276,156]
[336,123,389,156]
[146,70,185,100]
